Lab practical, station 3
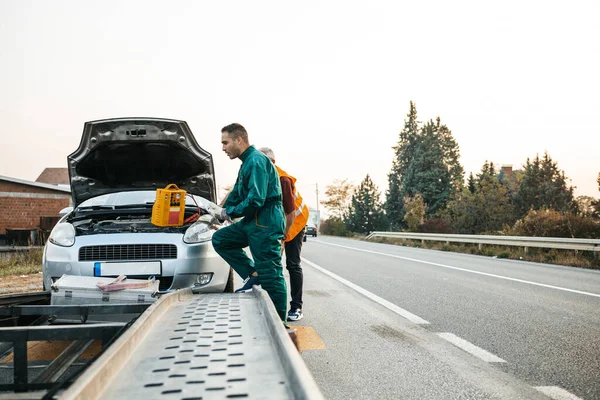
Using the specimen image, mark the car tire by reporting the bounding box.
[224,268,234,293]
[314,233,317,237]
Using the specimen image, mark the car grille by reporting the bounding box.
[78,244,177,261]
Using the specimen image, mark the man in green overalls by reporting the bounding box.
[210,123,288,321]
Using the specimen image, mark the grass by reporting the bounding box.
[0,248,43,277]
[369,237,600,269]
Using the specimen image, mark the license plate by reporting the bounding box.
[94,261,161,277]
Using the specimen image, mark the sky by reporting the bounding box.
[1,0,599,213]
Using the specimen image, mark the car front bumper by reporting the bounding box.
[43,232,229,293]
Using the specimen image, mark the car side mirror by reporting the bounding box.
[59,207,73,217]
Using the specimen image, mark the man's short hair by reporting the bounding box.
[221,123,249,143]
[259,147,276,163]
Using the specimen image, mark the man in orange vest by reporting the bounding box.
[260,147,309,321]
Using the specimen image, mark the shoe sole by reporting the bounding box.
[287,315,303,321]
[234,285,261,294]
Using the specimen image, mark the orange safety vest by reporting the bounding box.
[275,165,309,242]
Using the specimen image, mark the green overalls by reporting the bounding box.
[212,146,288,320]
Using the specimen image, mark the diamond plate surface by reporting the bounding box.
[100,293,291,399]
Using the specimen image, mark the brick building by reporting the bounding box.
[0,174,71,245]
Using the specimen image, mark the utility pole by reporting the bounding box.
[315,183,319,211]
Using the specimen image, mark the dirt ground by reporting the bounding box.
[0,273,44,295]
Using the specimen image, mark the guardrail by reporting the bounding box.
[365,232,600,253]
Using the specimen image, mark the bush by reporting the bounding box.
[419,218,454,234]
[506,209,600,238]
[320,217,350,237]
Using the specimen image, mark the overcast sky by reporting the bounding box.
[1,0,598,211]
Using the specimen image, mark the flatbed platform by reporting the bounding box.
[62,288,322,399]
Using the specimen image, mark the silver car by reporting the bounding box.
[42,118,233,293]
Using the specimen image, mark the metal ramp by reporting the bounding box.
[61,288,323,399]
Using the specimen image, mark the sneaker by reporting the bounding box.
[235,276,260,293]
[287,308,303,321]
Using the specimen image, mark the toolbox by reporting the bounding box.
[50,275,159,306]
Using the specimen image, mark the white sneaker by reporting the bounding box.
[287,308,303,321]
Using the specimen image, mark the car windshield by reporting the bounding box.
[78,191,211,210]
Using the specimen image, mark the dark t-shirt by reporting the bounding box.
[280,176,296,214]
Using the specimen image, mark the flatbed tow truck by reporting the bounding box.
[0,286,323,399]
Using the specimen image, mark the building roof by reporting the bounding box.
[36,168,70,185]
[0,174,71,193]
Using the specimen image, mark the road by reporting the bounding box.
[292,236,600,400]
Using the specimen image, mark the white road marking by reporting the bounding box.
[301,257,430,324]
[436,333,506,363]
[534,386,583,400]
[314,240,600,299]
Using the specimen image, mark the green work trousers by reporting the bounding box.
[212,206,287,321]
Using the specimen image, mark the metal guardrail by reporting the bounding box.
[365,232,600,253]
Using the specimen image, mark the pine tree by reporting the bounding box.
[386,103,464,227]
[467,172,476,194]
[447,161,515,233]
[346,174,387,234]
[386,101,419,230]
[515,152,575,217]
[400,118,464,216]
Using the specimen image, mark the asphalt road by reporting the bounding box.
[293,236,600,400]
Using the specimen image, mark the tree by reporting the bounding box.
[404,194,426,232]
[515,152,575,217]
[386,101,419,230]
[446,161,516,234]
[467,172,476,194]
[592,172,600,219]
[346,174,387,234]
[400,118,464,216]
[576,196,596,217]
[320,179,354,219]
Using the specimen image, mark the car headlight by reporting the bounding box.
[49,223,76,247]
[183,222,213,244]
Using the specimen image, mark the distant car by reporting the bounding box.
[42,118,233,293]
[305,225,317,237]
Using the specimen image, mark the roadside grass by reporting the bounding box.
[0,248,43,277]
[369,237,600,269]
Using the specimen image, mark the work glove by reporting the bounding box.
[206,202,231,222]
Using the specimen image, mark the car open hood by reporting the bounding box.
[68,118,217,207]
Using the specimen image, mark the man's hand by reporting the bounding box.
[207,202,231,222]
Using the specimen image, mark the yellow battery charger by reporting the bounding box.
[151,184,187,227]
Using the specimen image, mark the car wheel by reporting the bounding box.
[314,233,317,237]
[224,268,234,293]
